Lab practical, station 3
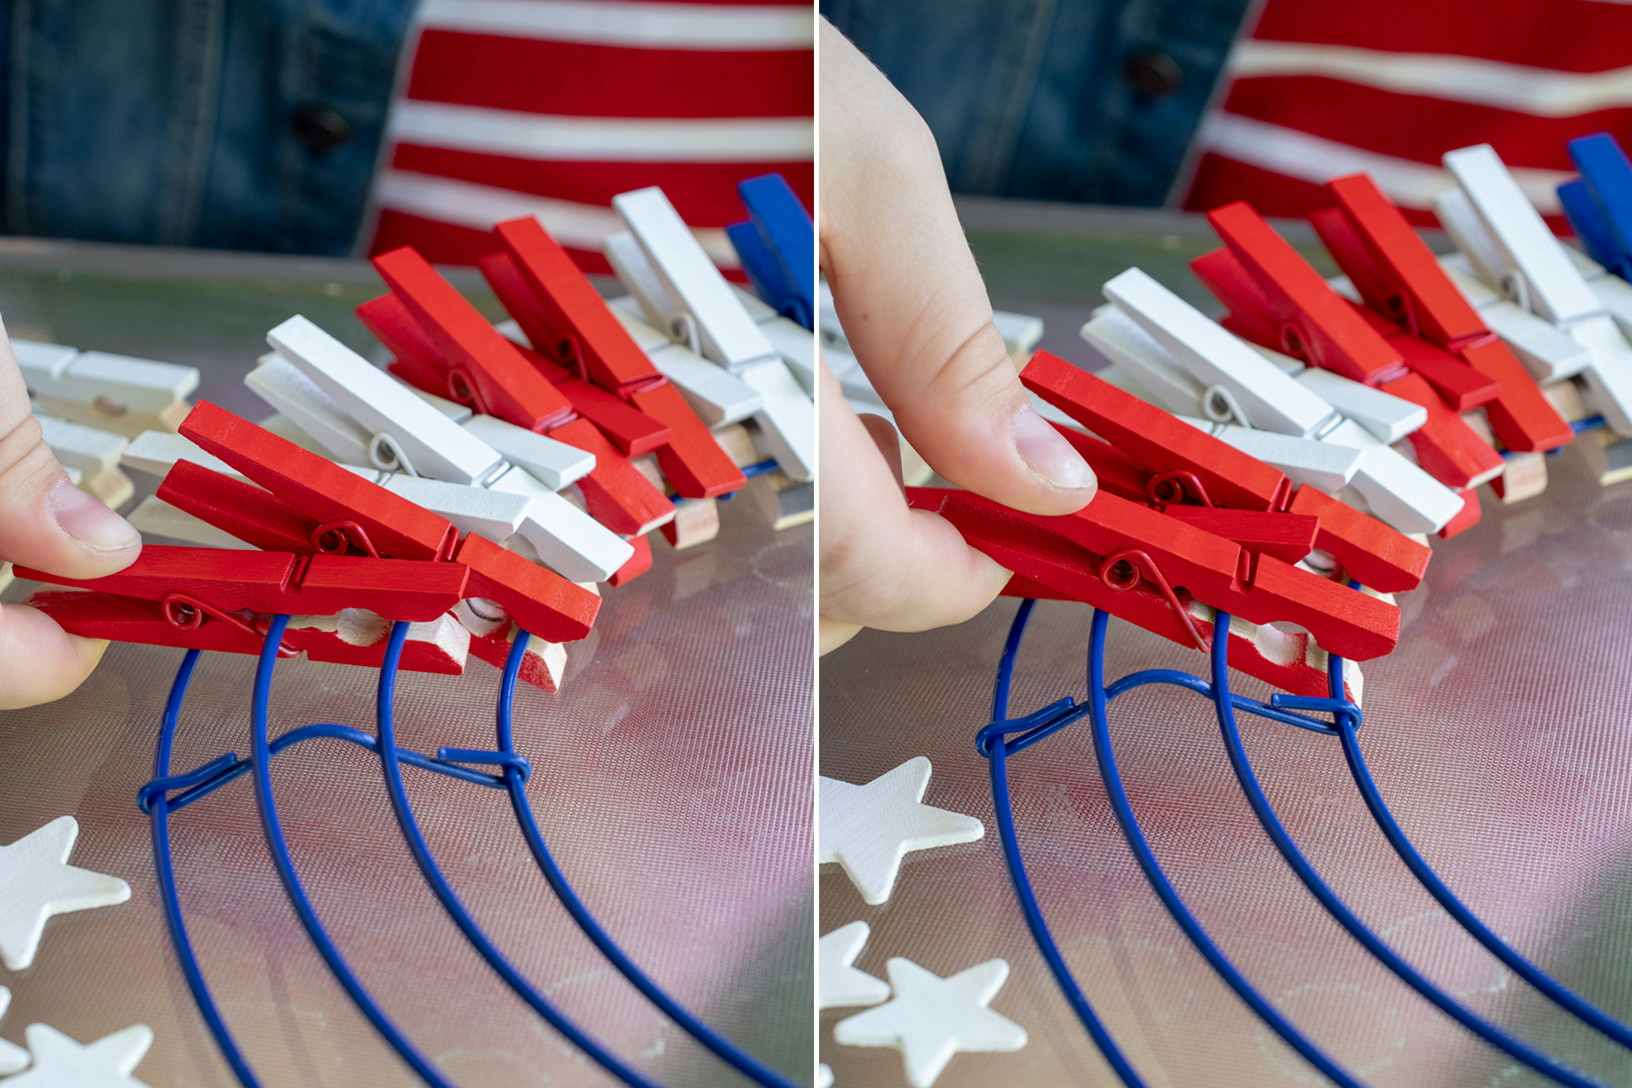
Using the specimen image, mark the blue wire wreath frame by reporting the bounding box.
[981,598,1631,1087]
[140,616,795,1088]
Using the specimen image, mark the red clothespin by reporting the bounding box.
[20,541,474,671]
[608,533,653,587]
[26,587,469,674]
[30,404,600,652]
[912,486,1398,660]
[372,247,574,431]
[908,487,1386,698]
[508,338,671,457]
[1196,202,1504,492]
[1438,487,1482,540]
[1020,351,1430,592]
[358,263,676,536]
[483,218,747,500]
[22,545,466,630]
[1314,174,1572,452]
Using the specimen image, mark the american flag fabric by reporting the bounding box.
[367,0,814,273]
[1180,0,1632,232]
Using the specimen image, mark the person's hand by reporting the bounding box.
[818,20,1098,654]
[0,320,142,708]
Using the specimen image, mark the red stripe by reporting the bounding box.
[372,209,508,266]
[369,207,753,279]
[1181,152,1574,234]
[408,29,812,119]
[1221,76,1632,172]
[1250,0,1632,73]
[389,144,811,226]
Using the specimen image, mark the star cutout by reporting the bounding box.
[0,989,27,1075]
[819,757,983,905]
[818,922,889,1010]
[833,958,1026,1088]
[816,1063,833,1088]
[2,1024,152,1087]
[0,817,129,970]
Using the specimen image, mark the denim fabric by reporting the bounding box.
[0,0,414,254]
[823,0,1250,206]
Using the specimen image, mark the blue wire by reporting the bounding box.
[145,657,529,1086]
[1085,610,1368,1087]
[1326,661,1632,1052]
[249,615,454,1087]
[492,633,796,1088]
[143,623,783,1086]
[1206,614,1598,1088]
[983,602,1145,1085]
[141,723,516,815]
[372,622,663,1088]
[149,649,262,1087]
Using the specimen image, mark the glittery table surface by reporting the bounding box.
[0,241,813,1087]
[820,203,1632,1088]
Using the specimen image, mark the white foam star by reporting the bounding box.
[819,757,983,905]
[0,817,129,971]
[2,1024,152,1087]
[833,958,1026,1088]
[818,922,889,1010]
[0,989,27,1075]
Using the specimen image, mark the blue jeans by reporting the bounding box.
[822,0,1249,206]
[0,0,414,254]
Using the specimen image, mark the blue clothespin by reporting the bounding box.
[726,173,814,329]
[1559,132,1632,281]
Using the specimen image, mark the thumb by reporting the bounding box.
[819,20,1096,515]
[0,321,141,709]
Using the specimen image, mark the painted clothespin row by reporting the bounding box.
[1313,173,1572,459]
[1194,202,1508,516]
[606,185,814,483]
[13,338,199,437]
[248,318,633,584]
[118,425,586,691]
[35,410,135,511]
[597,300,764,427]
[908,485,1390,700]
[23,546,475,673]
[359,249,676,541]
[726,173,814,330]
[732,282,816,394]
[479,216,748,501]
[138,401,596,641]
[1436,143,1632,439]
[1559,132,1632,282]
[1022,351,1430,594]
[1080,268,1465,535]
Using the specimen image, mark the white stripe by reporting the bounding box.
[415,0,813,50]
[391,100,813,162]
[373,170,740,266]
[1195,113,1569,213]
[1230,40,1632,117]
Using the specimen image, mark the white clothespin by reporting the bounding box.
[609,187,813,480]
[247,319,630,582]
[14,338,198,436]
[1084,269,1461,533]
[1439,144,1632,433]
[610,187,777,372]
[598,303,763,426]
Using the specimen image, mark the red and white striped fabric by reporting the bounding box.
[1180,0,1632,231]
[367,0,813,274]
